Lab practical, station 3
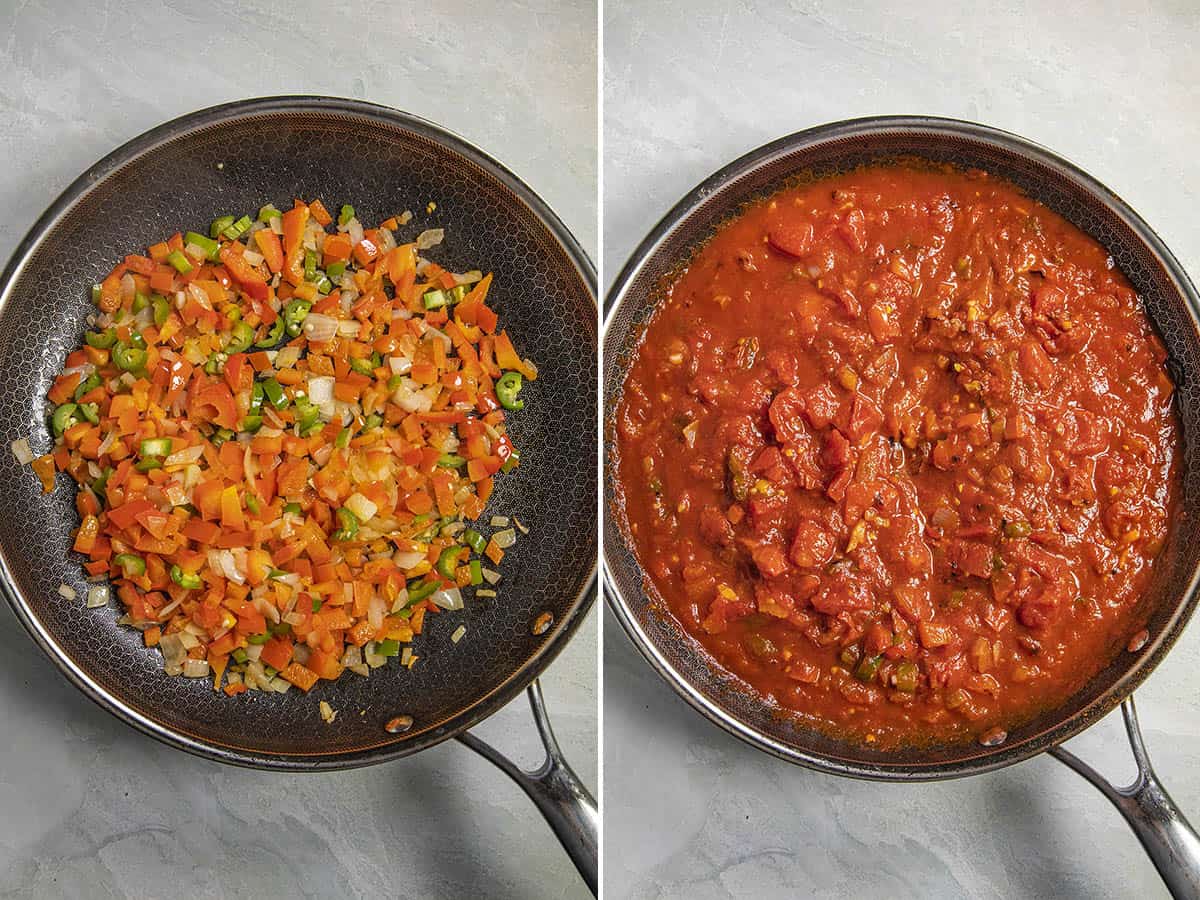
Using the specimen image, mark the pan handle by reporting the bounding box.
[1050,696,1200,899]
[456,679,598,896]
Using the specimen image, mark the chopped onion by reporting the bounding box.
[270,347,299,372]
[477,589,497,598]
[364,642,386,668]
[490,516,511,528]
[450,625,466,644]
[242,249,265,267]
[348,219,364,247]
[10,438,33,465]
[367,593,386,631]
[307,375,335,406]
[430,587,463,611]
[341,645,363,668]
[387,356,412,375]
[393,550,425,570]
[157,596,184,620]
[245,643,264,662]
[454,270,483,285]
[345,492,378,522]
[401,646,414,666]
[319,701,337,723]
[283,612,305,627]
[183,659,210,678]
[178,630,201,649]
[350,664,370,677]
[86,585,110,608]
[159,633,186,673]
[209,548,245,585]
[390,587,410,613]
[482,567,501,585]
[164,444,205,467]
[513,516,530,535]
[337,320,361,337]
[302,313,339,343]
[292,643,310,665]
[57,584,77,601]
[416,228,444,250]
[493,528,518,549]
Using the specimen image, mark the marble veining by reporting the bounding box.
[0,1,596,898]
[603,1,1199,897]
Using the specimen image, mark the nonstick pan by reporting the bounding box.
[604,116,1200,897]
[0,97,597,892]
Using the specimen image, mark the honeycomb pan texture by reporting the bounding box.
[0,97,597,769]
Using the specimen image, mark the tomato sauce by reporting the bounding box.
[615,165,1179,746]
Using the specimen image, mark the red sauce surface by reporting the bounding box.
[616,165,1179,746]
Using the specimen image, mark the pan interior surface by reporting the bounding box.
[0,99,597,768]
[603,117,1200,779]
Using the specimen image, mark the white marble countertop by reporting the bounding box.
[603,2,1200,897]
[0,2,596,898]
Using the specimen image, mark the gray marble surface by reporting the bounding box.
[0,2,596,898]
[603,2,1200,898]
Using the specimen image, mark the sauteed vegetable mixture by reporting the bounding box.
[617,165,1179,746]
[30,200,535,696]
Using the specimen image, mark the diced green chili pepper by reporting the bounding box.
[311,597,323,613]
[303,249,318,282]
[170,565,202,590]
[204,352,227,375]
[436,546,462,579]
[226,306,241,322]
[501,449,520,473]
[222,215,252,240]
[250,382,265,412]
[1003,520,1032,539]
[447,284,467,303]
[268,568,288,579]
[232,648,249,664]
[463,528,487,554]
[894,661,920,693]
[469,559,483,586]
[225,320,255,354]
[349,356,375,376]
[244,493,261,515]
[437,453,466,468]
[338,204,355,227]
[326,260,347,280]
[184,231,220,261]
[152,294,171,327]
[387,373,404,391]
[166,250,193,274]
[113,345,147,372]
[377,638,400,657]
[261,377,287,408]
[92,467,113,503]
[113,553,146,576]
[283,502,302,516]
[294,397,321,435]
[282,300,311,337]
[854,655,883,682]
[240,415,263,433]
[335,427,352,449]
[132,292,150,313]
[91,283,102,305]
[496,371,524,410]
[74,373,101,401]
[422,289,447,310]
[135,457,163,472]
[85,329,116,349]
[127,330,147,350]
[363,413,383,430]
[333,506,360,541]
[258,204,281,223]
[256,317,285,348]
[51,403,79,436]
[246,632,271,645]
[78,402,100,425]
[269,621,291,637]
[313,275,333,294]
[210,215,235,239]
[406,578,439,604]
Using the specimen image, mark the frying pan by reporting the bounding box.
[603,116,1200,897]
[0,97,597,893]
